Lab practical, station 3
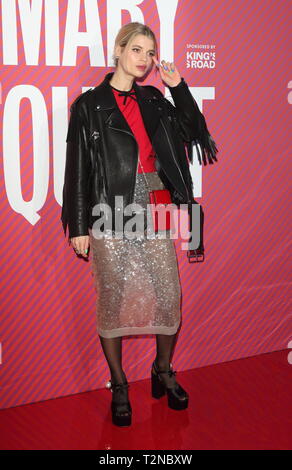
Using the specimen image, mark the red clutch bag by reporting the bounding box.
[149,189,173,232]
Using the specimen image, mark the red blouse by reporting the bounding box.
[111,85,156,173]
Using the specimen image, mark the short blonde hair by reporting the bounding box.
[112,22,158,67]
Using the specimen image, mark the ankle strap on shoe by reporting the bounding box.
[153,360,176,377]
[109,381,129,392]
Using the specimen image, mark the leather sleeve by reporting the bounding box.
[61,101,91,239]
[165,78,218,165]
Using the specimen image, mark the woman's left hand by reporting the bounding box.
[152,56,182,88]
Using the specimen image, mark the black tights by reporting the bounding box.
[99,333,177,384]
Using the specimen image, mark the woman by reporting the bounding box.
[61,22,217,427]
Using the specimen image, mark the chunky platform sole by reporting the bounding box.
[151,362,189,410]
[109,380,132,426]
[111,403,132,427]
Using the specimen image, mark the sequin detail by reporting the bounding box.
[89,170,182,338]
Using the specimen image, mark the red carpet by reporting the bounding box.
[0,350,291,450]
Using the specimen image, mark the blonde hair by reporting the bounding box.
[112,22,158,67]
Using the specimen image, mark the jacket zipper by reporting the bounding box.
[106,125,139,203]
[160,117,191,204]
[108,120,190,205]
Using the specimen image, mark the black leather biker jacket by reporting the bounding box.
[61,71,217,239]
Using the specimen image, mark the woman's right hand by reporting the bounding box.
[70,235,90,258]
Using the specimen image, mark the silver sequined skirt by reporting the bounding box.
[89,171,182,338]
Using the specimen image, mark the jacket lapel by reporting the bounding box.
[91,72,161,141]
[132,79,161,140]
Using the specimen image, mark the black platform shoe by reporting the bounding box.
[108,380,132,427]
[151,360,189,410]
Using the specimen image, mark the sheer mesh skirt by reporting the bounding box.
[89,170,182,338]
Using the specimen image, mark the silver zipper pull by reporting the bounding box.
[91,130,100,141]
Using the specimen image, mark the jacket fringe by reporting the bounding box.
[187,121,218,166]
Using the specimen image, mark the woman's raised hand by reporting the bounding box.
[70,235,90,258]
[152,56,182,88]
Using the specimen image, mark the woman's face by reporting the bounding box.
[116,34,156,78]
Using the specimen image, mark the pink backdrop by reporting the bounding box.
[1,0,291,409]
